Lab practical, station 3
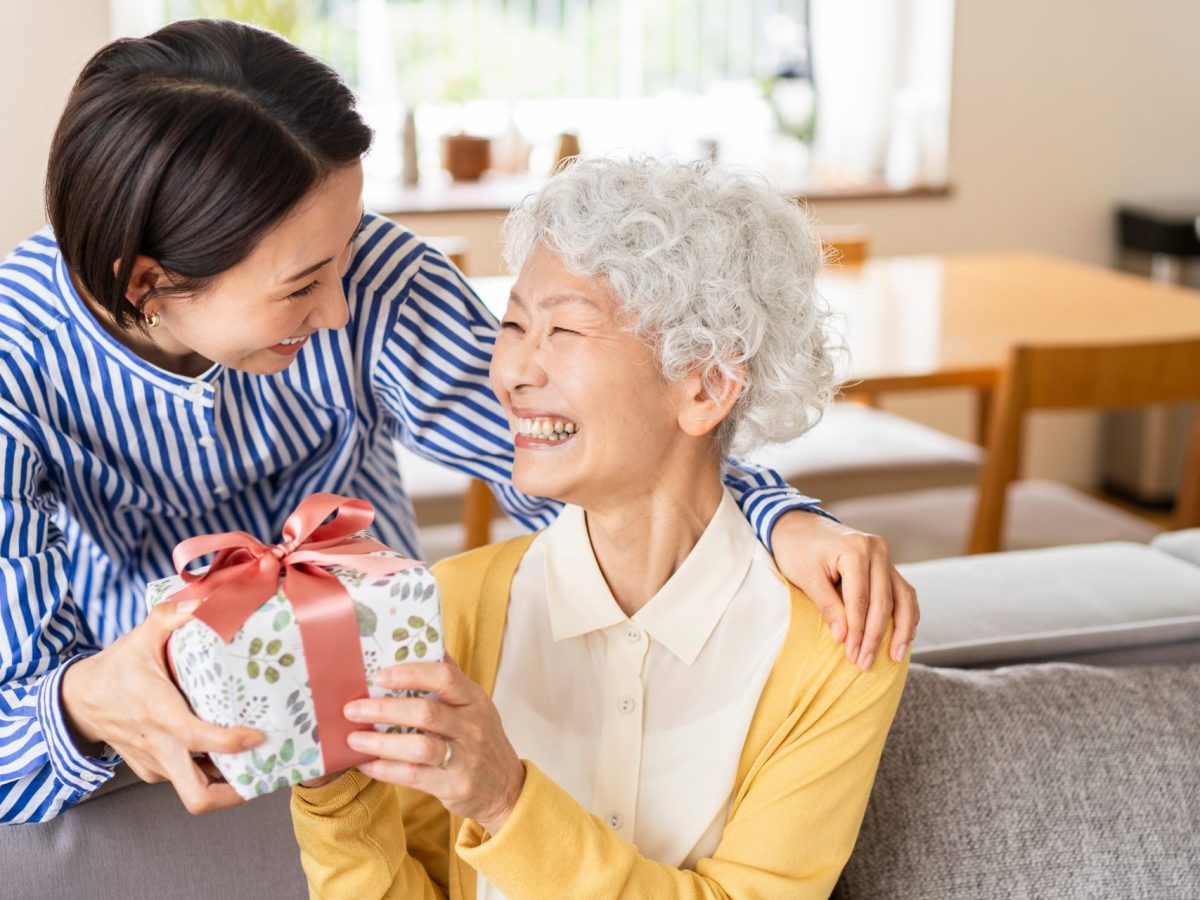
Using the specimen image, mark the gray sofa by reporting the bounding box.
[7,532,1200,899]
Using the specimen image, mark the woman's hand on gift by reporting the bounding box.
[59,598,267,814]
[342,655,526,836]
[770,510,919,669]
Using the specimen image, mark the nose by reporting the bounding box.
[489,328,548,397]
[307,276,350,332]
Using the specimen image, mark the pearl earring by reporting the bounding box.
[144,311,160,328]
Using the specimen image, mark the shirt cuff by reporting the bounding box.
[36,653,122,795]
[745,488,839,553]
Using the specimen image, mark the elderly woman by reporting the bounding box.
[291,158,908,898]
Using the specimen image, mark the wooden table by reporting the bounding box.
[471,252,1200,440]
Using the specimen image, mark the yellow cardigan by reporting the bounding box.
[291,534,909,899]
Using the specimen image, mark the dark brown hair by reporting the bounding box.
[45,19,373,329]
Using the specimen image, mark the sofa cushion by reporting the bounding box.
[1152,527,1200,568]
[834,661,1200,899]
[1,767,306,899]
[750,403,983,503]
[899,542,1200,666]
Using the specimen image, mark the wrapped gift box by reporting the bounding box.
[145,495,444,800]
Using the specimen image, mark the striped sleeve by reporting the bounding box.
[0,420,119,824]
[368,237,561,531]
[721,458,837,551]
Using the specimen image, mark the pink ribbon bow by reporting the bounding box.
[169,493,422,773]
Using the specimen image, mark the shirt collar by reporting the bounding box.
[543,489,758,665]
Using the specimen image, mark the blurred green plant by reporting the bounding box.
[194,0,302,40]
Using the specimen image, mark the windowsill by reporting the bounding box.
[364,171,952,217]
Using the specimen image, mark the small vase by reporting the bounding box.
[441,134,491,182]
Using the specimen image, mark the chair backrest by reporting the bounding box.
[968,338,1200,553]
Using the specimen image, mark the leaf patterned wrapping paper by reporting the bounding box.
[145,551,443,800]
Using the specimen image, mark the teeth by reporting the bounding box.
[514,417,579,440]
[280,336,306,345]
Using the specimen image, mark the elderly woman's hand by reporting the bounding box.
[771,510,918,668]
[342,656,526,835]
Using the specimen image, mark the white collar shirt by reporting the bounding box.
[479,489,791,898]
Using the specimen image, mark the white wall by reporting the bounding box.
[0,2,111,252]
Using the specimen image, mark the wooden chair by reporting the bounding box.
[968,338,1200,553]
[749,402,984,504]
[828,337,1200,562]
[461,478,497,550]
[762,226,988,501]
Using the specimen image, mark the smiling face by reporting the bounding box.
[134,163,365,375]
[490,243,720,509]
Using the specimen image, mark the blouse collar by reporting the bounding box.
[543,488,759,666]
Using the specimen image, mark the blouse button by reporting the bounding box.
[197,436,216,448]
[623,626,642,643]
[617,695,636,715]
[213,485,230,497]
[187,383,205,397]
[607,813,624,829]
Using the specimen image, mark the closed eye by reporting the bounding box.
[500,320,524,332]
[552,326,579,335]
[288,280,320,299]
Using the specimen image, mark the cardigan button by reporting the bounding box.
[618,695,636,715]
[607,813,624,829]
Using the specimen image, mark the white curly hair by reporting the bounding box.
[502,155,840,455]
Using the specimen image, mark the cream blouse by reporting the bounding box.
[479,490,790,898]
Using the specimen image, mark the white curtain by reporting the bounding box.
[810,0,954,186]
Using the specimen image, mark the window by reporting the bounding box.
[113,0,953,198]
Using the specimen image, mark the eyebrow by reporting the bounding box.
[282,258,332,284]
[281,209,367,284]
[507,290,600,311]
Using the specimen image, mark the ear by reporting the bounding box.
[676,362,746,439]
[112,255,166,315]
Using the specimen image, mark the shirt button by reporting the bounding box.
[213,485,230,497]
[623,626,642,643]
[607,813,624,829]
[197,436,216,448]
[618,695,636,715]
[187,383,205,397]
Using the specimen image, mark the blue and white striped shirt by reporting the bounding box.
[0,214,818,824]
